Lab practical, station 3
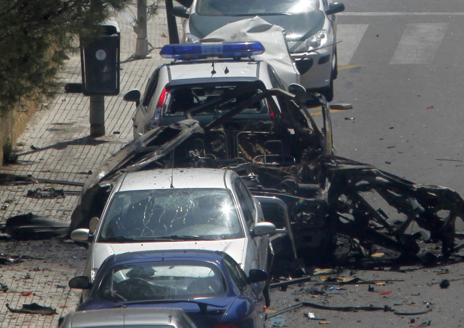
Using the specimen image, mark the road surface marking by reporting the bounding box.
[337,24,368,65]
[338,64,362,71]
[341,12,464,16]
[390,23,448,64]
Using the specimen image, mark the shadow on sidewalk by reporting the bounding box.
[16,136,114,157]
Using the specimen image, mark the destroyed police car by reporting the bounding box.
[71,168,276,282]
[125,42,287,138]
[173,0,345,100]
[72,53,464,271]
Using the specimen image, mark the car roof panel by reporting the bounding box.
[168,61,259,80]
[113,249,226,266]
[119,168,228,191]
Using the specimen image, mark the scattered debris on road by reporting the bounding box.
[0,253,40,265]
[6,303,57,315]
[0,173,84,187]
[271,300,432,317]
[69,86,464,272]
[439,279,450,289]
[26,188,65,199]
[0,282,8,292]
[305,311,325,320]
[3,213,68,240]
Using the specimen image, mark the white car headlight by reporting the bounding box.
[308,30,327,49]
[290,30,328,53]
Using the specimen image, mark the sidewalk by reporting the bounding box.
[0,2,170,326]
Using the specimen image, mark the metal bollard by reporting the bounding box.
[89,95,105,137]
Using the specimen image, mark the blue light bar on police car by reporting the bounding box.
[160,41,265,59]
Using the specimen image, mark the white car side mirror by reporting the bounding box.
[71,228,90,242]
[252,222,276,236]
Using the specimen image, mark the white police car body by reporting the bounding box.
[125,42,289,139]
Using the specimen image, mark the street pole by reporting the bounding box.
[165,0,179,44]
[89,95,105,137]
[135,0,148,58]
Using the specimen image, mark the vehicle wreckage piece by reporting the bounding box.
[269,300,432,317]
[6,303,57,315]
[70,84,464,266]
[26,188,65,199]
[4,213,69,240]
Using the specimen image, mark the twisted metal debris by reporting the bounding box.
[71,84,464,267]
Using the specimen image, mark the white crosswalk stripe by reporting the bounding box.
[337,24,368,65]
[390,23,449,64]
[336,22,450,66]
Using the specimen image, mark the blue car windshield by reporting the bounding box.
[196,0,319,16]
[98,188,243,242]
[98,261,226,302]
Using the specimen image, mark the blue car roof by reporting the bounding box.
[110,249,226,266]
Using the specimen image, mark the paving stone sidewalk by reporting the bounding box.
[0,2,170,326]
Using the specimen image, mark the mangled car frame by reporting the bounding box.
[71,81,464,269]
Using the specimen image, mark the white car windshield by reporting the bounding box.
[99,189,243,241]
[98,261,226,302]
[196,0,319,16]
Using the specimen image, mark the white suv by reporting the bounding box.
[124,42,291,139]
[172,0,345,100]
[71,168,276,282]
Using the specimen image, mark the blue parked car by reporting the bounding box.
[69,250,268,328]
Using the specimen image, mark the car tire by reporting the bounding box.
[332,48,338,79]
[319,49,337,102]
[320,77,334,102]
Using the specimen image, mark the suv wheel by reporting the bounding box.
[320,77,334,102]
[332,49,338,79]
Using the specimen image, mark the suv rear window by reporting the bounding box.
[165,85,268,116]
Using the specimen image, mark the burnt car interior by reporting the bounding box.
[166,82,269,117]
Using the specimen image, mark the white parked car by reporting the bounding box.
[71,168,276,282]
[173,0,345,100]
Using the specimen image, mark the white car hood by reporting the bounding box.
[203,16,300,88]
[92,238,246,272]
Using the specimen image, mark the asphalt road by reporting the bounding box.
[332,0,464,194]
[267,1,464,327]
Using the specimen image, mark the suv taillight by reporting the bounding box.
[149,87,168,128]
[156,87,168,110]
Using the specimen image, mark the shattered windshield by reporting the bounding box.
[98,261,225,302]
[98,189,243,241]
[196,0,319,16]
